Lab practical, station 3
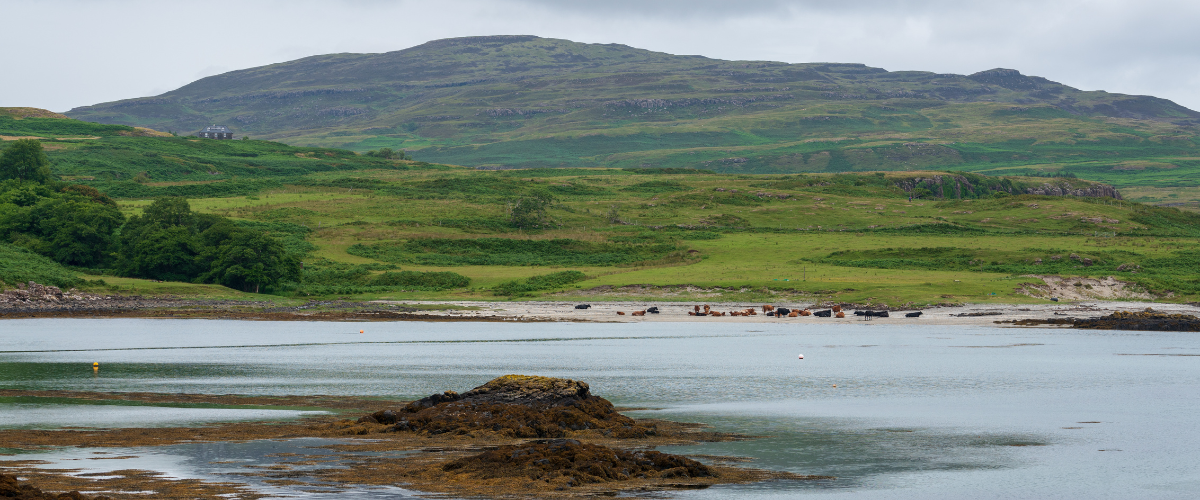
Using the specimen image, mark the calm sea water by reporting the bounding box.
[2,318,1199,498]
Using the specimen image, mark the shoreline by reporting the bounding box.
[3,297,1199,327]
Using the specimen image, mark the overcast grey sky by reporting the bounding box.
[3,0,1198,112]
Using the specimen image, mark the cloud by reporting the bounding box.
[0,0,1198,111]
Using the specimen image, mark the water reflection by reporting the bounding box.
[8,438,417,499]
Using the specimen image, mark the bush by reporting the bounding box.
[347,238,676,266]
[493,270,587,296]
[370,270,470,289]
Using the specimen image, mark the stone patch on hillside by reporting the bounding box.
[1014,275,1157,301]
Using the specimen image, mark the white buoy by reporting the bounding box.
[798,353,805,360]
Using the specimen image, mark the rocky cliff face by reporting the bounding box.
[1025,182,1123,199]
[893,174,1122,200]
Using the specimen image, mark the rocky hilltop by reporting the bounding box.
[63,36,1200,174]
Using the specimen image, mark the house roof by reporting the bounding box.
[202,125,231,133]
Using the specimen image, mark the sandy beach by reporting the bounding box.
[371,299,1200,326]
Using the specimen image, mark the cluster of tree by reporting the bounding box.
[0,140,299,292]
[116,197,300,292]
[363,147,410,160]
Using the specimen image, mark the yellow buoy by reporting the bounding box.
[93,362,99,373]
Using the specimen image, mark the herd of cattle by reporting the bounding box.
[573,303,923,318]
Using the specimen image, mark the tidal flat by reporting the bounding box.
[1,318,1199,498]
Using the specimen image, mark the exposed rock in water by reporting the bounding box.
[1075,310,1200,331]
[359,375,657,438]
[1009,309,1200,331]
[441,438,716,488]
[0,474,112,500]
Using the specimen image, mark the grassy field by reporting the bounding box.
[102,164,1200,305]
[6,111,1200,304]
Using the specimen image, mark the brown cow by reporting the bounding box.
[762,305,775,312]
[788,310,799,317]
[835,311,846,318]
[688,311,696,316]
[703,304,711,313]
[832,305,843,313]
[694,305,701,313]
[800,309,812,316]
[632,310,646,316]
[616,312,625,316]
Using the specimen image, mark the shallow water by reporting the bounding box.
[2,318,1199,498]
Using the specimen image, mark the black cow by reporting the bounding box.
[646,306,660,314]
[905,311,922,318]
[813,309,833,317]
[854,310,890,317]
[574,304,591,309]
[776,307,792,316]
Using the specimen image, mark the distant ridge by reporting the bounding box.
[1,107,71,120]
[65,35,1200,173]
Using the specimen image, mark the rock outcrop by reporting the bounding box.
[1025,182,1122,199]
[1075,310,1200,331]
[359,375,656,438]
[442,438,716,487]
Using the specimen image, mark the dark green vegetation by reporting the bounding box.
[116,197,299,292]
[0,181,300,292]
[0,139,52,183]
[292,259,470,296]
[493,270,588,296]
[347,238,677,267]
[65,36,1200,204]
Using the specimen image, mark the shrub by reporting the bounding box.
[493,270,587,296]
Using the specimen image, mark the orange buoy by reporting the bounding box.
[360,329,365,334]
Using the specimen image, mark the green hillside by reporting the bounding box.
[7,111,1200,304]
[0,111,432,199]
[64,36,1200,201]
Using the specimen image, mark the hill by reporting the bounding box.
[64,36,1200,201]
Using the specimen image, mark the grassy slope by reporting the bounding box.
[5,113,1198,304]
[113,165,1200,305]
[62,37,1200,204]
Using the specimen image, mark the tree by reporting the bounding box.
[115,225,203,281]
[0,139,52,183]
[141,196,195,227]
[364,147,410,160]
[507,190,556,229]
[199,223,300,293]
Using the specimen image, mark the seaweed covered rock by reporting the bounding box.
[1075,310,1200,331]
[359,375,656,438]
[0,474,111,500]
[441,439,716,487]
